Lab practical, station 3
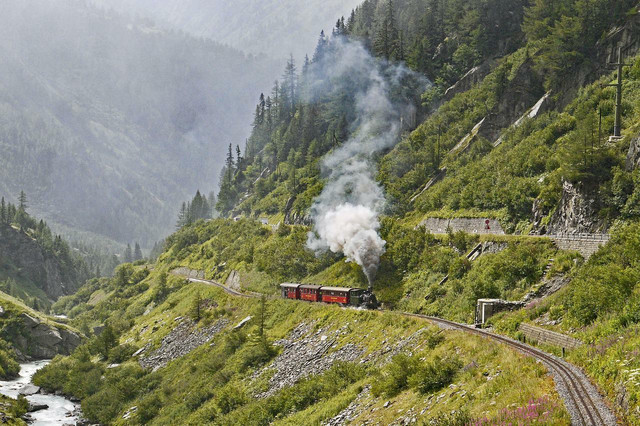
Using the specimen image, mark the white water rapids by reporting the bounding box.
[0,360,81,425]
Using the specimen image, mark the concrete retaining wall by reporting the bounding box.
[172,267,205,279]
[420,218,505,235]
[551,237,607,260]
[519,323,582,349]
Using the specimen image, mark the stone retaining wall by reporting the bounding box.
[519,323,582,350]
[172,267,205,279]
[550,237,607,260]
[420,218,505,235]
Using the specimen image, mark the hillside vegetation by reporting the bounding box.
[16,0,640,425]
[40,252,569,425]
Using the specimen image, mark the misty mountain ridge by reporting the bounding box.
[89,0,363,60]
[0,0,278,246]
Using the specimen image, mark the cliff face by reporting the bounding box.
[0,224,78,300]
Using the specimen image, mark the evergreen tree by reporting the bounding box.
[312,30,328,63]
[190,290,202,322]
[0,197,6,224]
[177,202,187,229]
[134,243,143,261]
[124,244,133,264]
[374,0,399,60]
[281,55,297,118]
[226,143,235,182]
[18,191,27,212]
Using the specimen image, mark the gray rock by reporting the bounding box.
[547,180,606,234]
[19,384,40,395]
[626,135,640,171]
[28,403,48,412]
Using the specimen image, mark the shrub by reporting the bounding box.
[371,354,419,397]
[408,356,460,394]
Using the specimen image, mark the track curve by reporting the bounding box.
[405,314,617,426]
[177,273,617,425]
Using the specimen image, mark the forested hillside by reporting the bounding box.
[0,0,276,247]
[0,194,90,310]
[216,0,639,234]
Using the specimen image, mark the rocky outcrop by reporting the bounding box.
[283,197,312,226]
[139,317,229,371]
[626,134,640,171]
[547,181,606,234]
[10,313,81,360]
[443,59,496,101]
[0,224,79,299]
[224,270,242,292]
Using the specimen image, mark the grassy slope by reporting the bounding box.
[40,271,569,425]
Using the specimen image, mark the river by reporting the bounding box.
[0,360,81,425]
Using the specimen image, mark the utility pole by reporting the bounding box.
[606,47,632,137]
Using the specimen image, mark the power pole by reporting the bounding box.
[606,47,632,137]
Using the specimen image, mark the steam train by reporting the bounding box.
[280,283,379,309]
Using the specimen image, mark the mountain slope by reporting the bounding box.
[0,0,277,246]
[90,0,363,60]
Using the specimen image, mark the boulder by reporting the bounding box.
[28,403,48,412]
[18,384,40,395]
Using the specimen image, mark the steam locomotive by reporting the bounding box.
[280,283,379,309]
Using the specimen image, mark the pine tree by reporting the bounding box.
[177,202,187,229]
[191,291,202,322]
[226,143,235,182]
[124,244,133,264]
[374,0,400,60]
[312,30,328,63]
[236,145,243,168]
[0,197,6,224]
[134,242,143,261]
[18,191,27,212]
[281,55,297,118]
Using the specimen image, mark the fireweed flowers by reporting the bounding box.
[470,396,560,425]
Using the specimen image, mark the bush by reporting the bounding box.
[408,356,460,394]
[371,354,419,397]
[108,344,136,363]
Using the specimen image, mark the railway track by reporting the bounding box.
[179,274,616,425]
[405,314,616,426]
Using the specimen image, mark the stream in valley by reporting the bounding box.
[0,360,81,425]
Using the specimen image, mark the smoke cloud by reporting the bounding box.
[306,39,430,285]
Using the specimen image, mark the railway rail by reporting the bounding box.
[178,274,617,425]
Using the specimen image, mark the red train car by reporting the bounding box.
[300,284,322,302]
[321,287,350,304]
[281,283,300,300]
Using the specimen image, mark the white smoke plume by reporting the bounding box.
[306,39,430,286]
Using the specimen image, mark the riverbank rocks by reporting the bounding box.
[10,313,81,360]
[18,384,40,395]
[254,322,365,398]
[139,318,229,371]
